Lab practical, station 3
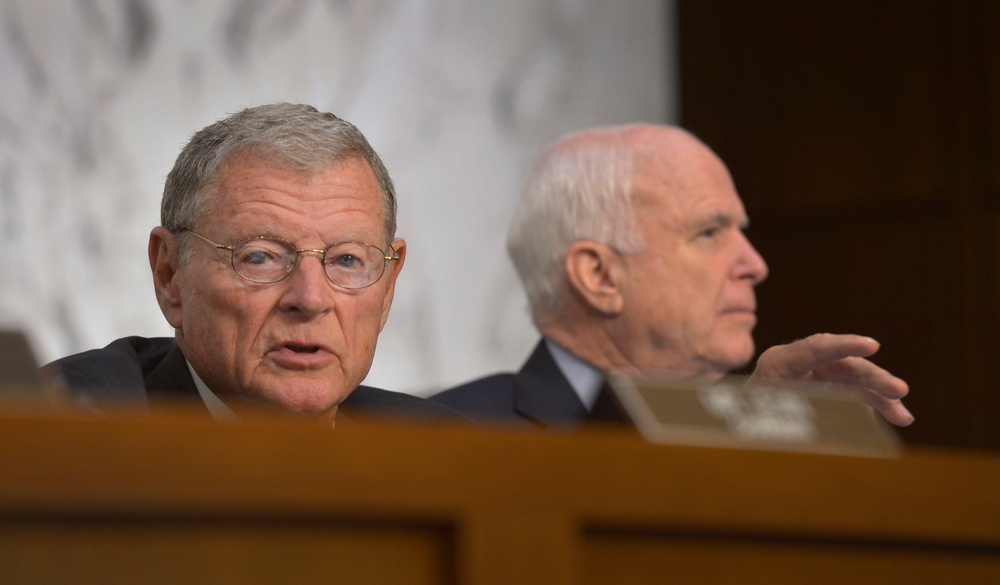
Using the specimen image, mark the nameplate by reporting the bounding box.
[606,374,902,458]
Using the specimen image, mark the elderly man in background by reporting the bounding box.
[45,103,457,424]
[432,124,913,428]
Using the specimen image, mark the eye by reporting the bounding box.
[235,240,292,266]
[327,247,371,272]
[697,226,721,239]
[244,250,278,265]
[332,254,361,269]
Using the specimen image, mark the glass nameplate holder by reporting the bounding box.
[606,374,902,458]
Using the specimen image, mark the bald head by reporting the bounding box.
[556,124,704,164]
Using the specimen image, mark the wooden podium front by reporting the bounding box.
[1,409,998,584]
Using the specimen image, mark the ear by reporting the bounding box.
[149,227,184,329]
[564,240,625,316]
[377,237,406,331]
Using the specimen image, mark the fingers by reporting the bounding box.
[857,391,915,427]
[811,357,914,425]
[754,333,881,379]
[752,333,915,427]
[812,356,909,399]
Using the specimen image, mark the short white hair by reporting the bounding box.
[506,127,646,320]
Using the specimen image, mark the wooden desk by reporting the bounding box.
[0,410,998,584]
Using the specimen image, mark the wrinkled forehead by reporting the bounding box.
[211,153,380,203]
[208,155,386,231]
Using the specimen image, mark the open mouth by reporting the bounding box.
[270,342,332,369]
[286,344,321,354]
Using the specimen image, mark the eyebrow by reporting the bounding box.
[692,210,749,230]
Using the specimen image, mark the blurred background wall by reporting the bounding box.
[0,0,672,395]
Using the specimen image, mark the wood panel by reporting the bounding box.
[582,532,1000,585]
[0,522,453,585]
[1,410,1000,584]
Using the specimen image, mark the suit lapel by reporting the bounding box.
[513,340,591,426]
[143,341,212,416]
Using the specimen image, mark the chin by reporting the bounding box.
[711,339,756,373]
[263,380,345,415]
[733,347,756,370]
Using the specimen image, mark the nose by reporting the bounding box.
[277,251,336,316]
[734,232,769,285]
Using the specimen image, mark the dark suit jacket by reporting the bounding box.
[431,340,610,427]
[44,336,462,423]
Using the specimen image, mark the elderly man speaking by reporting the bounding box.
[46,103,455,424]
[432,124,913,428]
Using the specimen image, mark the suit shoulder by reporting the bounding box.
[342,385,467,422]
[429,373,517,415]
[43,336,175,401]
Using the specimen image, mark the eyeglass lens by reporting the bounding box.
[232,238,388,288]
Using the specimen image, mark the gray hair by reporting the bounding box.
[507,129,645,320]
[162,103,396,258]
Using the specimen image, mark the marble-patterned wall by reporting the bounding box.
[0,0,673,395]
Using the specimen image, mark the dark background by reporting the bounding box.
[677,0,1000,452]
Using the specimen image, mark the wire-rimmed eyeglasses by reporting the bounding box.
[182,229,398,289]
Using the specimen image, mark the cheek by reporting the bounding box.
[648,267,725,346]
[182,276,269,346]
[341,295,386,337]
[643,263,703,320]
[338,293,390,353]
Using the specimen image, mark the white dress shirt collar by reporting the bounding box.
[544,338,605,410]
[185,359,240,421]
